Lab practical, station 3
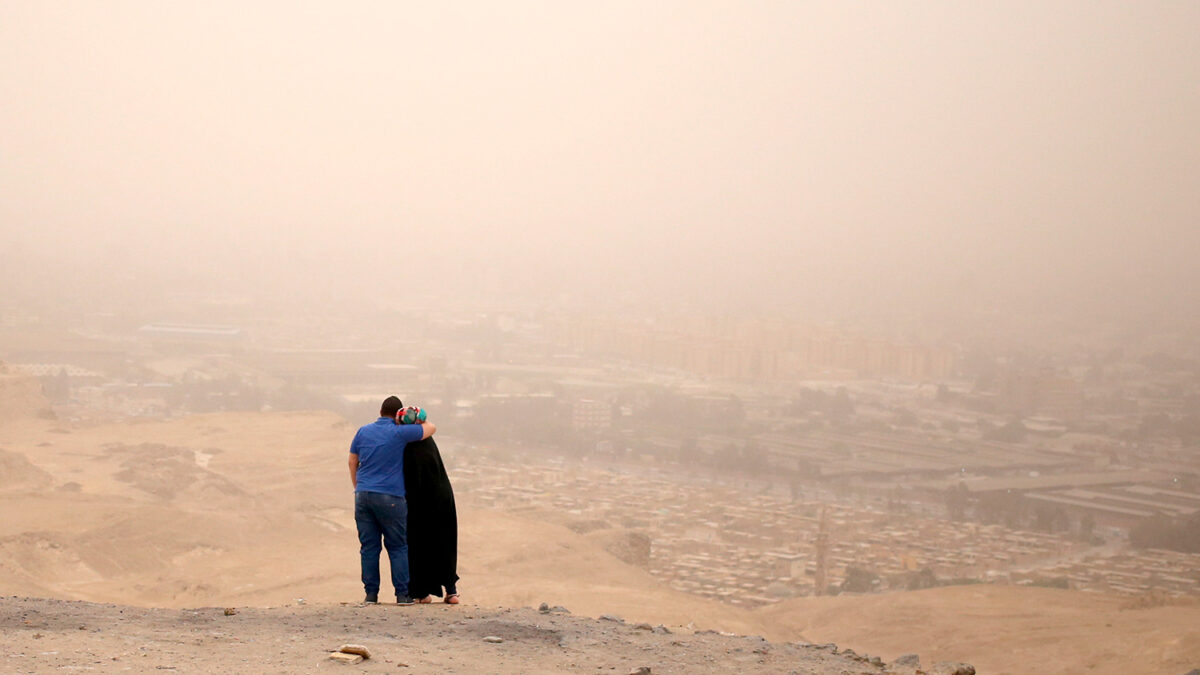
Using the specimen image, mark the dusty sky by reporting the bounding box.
[2,1,1197,321]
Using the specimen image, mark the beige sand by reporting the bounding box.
[1,409,1197,673]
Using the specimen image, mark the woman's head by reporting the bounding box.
[398,405,427,425]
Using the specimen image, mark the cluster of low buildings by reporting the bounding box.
[1013,548,1200,596]
[548,314,957,381]
[453,454,1200,607]
[3,305,1197,607]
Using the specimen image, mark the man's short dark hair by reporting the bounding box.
[380,396,403,417]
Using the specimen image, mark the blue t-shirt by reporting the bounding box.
[350,418,425,497]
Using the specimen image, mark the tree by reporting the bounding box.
[741,440,768,474]
[1177,414,1200,443]
[906,567,939,591]
[1052,506,1070,533]
[841,566,880,593]
[984,418,1028,443]
[1034,505,1055,532]
[893,408,919,427]
[945,483,969,521]
[677,436,700,466]
[977,490,1026,528]
[1079,513,1096,540]
[716,442,743,471]
[1130,513,1200,553]
[831,388,855,418]
[794,457,819,479]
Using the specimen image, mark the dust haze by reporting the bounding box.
[2,3,1200,674]
[3,1,1198,323]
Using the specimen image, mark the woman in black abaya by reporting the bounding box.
[400,407,460,604]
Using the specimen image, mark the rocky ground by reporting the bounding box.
[0,596,973,675]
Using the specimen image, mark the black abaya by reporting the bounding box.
[403,437,459,598]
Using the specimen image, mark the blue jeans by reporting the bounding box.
[355,491,409,597]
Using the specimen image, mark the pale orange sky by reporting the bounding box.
[2,1,1197,319]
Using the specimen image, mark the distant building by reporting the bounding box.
[1000,369,1084,420]
[137,323,246,355]
[571,398,612,431]
[138,323,243,339]
[547,314,956,382]
[9,363,103,381]
[254,349,415,388]
[471,393,562,435]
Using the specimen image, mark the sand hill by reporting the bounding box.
[0,411,1197,674]
[0,368,52,420]
[759,585,1200,675]
[0,411,761,628]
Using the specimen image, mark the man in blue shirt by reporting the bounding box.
[349,395,436,605]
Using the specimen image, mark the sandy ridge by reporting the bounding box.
[0,596,897,675]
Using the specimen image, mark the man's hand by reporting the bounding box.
[348,453,359,488]
[419,420,436,440]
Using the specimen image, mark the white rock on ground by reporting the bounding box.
[338,644,371,659]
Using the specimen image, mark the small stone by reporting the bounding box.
[223,608,237,616]
[551,605,571,614]
[869,656,883,666]
[652,625,671,634]
[329,652,363,664]
[633,622,653,631]
[627,668,651,675]
[894,654,921,667]
[599,614,624,623]
[538,603,551,613]
[482,636,504,643]
[338,644,371,659]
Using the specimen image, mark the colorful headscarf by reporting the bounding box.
[399,405,427,425]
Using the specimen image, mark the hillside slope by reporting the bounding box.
[0,369,51,420]
[0,413,762,634]
[757,584,1200,675]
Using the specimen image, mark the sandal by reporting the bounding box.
[444,593,460,605]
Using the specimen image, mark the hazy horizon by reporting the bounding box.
[3,1,1198,325]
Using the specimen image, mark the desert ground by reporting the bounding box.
[1,380,1197,674]
[1,596,938,675]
